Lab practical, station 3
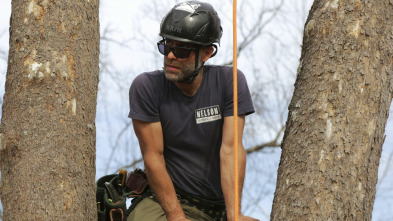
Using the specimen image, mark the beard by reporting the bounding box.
[163,57,200,83]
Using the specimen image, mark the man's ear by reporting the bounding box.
[202,46,215,62]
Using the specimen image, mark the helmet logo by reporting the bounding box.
[166,25,182,33]
[175,2,201,13]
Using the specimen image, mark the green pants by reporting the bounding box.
[127,197,215,221]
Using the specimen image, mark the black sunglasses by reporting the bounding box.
[157,40,199,59]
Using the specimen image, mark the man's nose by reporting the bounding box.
[167,50,177,59]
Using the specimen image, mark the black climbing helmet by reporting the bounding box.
[159,1,223,46]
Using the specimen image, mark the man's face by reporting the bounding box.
[163,39,203,82]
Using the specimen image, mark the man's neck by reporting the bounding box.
[175,71,204,97]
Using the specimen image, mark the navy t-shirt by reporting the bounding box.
[128,65,254,199]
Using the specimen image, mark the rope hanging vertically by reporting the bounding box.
[232,0,239,221]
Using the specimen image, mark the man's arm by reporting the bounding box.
[132,119,189,221]
[220,116,259,221]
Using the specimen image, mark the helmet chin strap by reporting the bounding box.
[181,45,217,84]
[180,49,204,84]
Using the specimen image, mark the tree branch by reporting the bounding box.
[105,121,132,173]
[246,125,284,154]
[115,158,143,173]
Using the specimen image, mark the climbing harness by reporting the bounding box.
[96,169,228,221]
[96,169,149,221]
[174,185,227,221]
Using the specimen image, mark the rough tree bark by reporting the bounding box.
[0,0,99,220]
[271,0,393,220]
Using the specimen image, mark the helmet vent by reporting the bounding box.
[195,23,208,39]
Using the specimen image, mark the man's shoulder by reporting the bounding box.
[132,70,165,86]
[205,65,246,83]
[205,65,233,73]
[205,65,244,76]
[135,70,164,80]
[130,70,166,95]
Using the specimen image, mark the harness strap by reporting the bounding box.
[174,187,227,221]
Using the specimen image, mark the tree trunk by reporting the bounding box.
[271,0,393,220]
[0,0,99,220]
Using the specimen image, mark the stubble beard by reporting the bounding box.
[163,57,197,83]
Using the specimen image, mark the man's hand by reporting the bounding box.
[167,214,191,221]
[169,218,192,221]
[239,214,260,221]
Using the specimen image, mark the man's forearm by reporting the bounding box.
[132,119,186,220]
[220,145,247,221]
[144,156,185,220]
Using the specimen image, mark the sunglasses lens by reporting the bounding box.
[158,43,166,55]
[164,45,172,56]
[172,48,191,58]
[157,41,195,58]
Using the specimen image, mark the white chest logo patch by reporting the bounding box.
[195,105,222,124]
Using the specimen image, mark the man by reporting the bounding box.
[127,1,258,221]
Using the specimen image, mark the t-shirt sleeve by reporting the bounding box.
[223,70,255,117]
[128,73,161,122]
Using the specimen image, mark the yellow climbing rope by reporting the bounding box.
[233,0,239,220]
